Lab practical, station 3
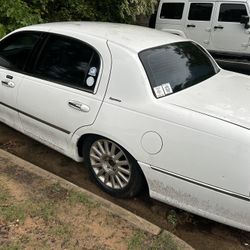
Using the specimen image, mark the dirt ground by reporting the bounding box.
[0,122,250,250]
[0,156,182,250]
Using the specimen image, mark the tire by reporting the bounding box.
[83,135,144,198]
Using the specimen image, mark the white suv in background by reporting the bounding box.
[155,0,250,60]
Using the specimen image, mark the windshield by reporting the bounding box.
[139,41,219,98]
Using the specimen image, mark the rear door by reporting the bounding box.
[0,31,41,129]
[17,33,111,153]
[211,2,250,53]
[185,1,215,48]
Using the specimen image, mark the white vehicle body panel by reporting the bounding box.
[1,22,250,231]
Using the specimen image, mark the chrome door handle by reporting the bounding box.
[1,80,15,88]
[187,24,196,28]
[68,101,90,112]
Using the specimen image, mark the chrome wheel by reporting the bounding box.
[89,139,132,190]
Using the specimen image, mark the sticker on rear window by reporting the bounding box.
[86,76,95,87]
[162,83,173,95]
[153,86,165,98]
[88,67,97,77]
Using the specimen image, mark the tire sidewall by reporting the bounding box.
[83,136,143,198]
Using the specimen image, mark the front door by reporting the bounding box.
[185,2,215,49]
[0,31,41,129]
[211,2,250,53]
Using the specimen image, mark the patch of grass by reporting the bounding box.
[49,223,72,240]
[51,182,63,192]
[0,242,21,250]
[128,231,146,250]
[0,204,25,223]
[27,200,56,221]
[129,231,179,250]
[28,239,51,250]
[105,212,120,225]
[167,210,178,228]
[68,190,98,207]
[149,232,179,250]
[0,181,25,223]
[41,182,69,200]
[0,186,9,203]
[19,234,30,244]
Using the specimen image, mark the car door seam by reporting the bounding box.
[0,101,70,134]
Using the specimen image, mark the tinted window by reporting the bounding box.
[160,3,184,19]
[0,32,40,70]
[188,3,213,21]
[34,35,100,92]
[139,42,219,98]
[219,4,247,22]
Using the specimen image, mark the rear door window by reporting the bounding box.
[188,3,213,21]
[160,3,185,19]
[219,4,247,22]
[33,34,101,93]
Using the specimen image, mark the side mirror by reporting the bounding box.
[240,15,250,29]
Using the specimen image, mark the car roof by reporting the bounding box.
[17,22,186,52]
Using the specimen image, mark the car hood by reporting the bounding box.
[165,70,250,129]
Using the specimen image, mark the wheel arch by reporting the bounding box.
[76,132,149,192]
[76,132,136,160]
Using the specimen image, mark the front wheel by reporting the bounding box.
[83,136,144,198]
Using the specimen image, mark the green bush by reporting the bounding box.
[0,0,157,38]
[0,0,42,37]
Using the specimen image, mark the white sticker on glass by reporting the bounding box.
[162,83,173,95]
[153,86,165,98]
[86,76,95,87]
[88,67,97,77]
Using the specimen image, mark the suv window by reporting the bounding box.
[139,42,219,98]
[219,4,247,22]
[160,3,185,19]
[188,3,213,21]
[0,32,41,70]
[34,35,100,92]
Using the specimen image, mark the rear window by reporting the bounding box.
[160,3,185,19]
[139,42,219,98]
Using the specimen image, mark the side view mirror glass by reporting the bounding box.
[240,15,250,29]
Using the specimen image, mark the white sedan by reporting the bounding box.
[0,22,250,231]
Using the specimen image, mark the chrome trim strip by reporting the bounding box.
[151,166,250,202]
[0,101,70,134]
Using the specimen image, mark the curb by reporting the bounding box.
[0,149,194,249]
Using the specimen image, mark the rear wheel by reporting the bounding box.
[83,136,144,198]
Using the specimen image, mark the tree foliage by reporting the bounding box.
[0,0,157,37]
[0,0,42,37]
